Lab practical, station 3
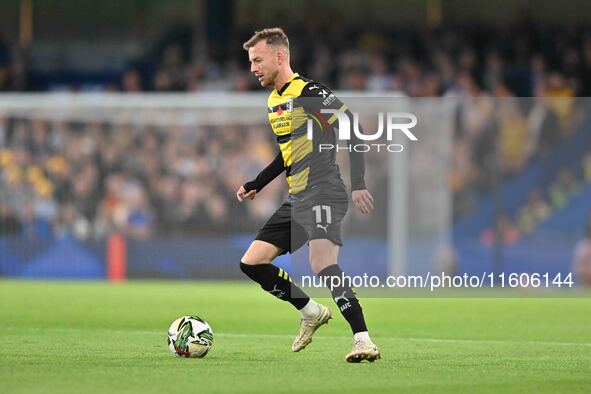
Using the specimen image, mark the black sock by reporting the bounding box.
[240,262,310,310]
[318,264,368,334]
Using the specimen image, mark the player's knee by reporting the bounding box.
[309,256,331,275]
[241,241,280,265]
[241,251,269,265]
[241,250,261,265]
[240,253,258,265]
[309,251,336,274]
[239,262,274,291]
[309,239,339,274]
[309,259,321,275]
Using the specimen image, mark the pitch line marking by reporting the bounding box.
[8,327,591,348]
[216,333,591,348]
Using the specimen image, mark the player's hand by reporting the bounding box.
[352,189,374,214]
[236,185,257,201]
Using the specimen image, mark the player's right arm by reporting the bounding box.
[236,152,285,201]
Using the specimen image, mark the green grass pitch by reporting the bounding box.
[1,280,590,393]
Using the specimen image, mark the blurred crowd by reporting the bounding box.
[0,96,587,241]
[1,21,591,241]
[117,22,591,97]
[2,22,591,97]
[0,111,392,240]
[452,93,586,218]
[0,117,289,240]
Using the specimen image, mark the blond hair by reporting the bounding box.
[243,27,289,52]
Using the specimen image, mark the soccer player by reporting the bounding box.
[237,27,380,362]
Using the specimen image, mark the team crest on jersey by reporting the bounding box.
[275,99,293,116]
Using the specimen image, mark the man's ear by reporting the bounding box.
[276,50,286,66]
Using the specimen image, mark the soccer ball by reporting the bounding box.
[167,315,214,358]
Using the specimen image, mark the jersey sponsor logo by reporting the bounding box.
[322,93,336,106]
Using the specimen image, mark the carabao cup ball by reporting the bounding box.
[167,315,213,358]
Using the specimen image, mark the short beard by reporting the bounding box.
[264,70,279,88]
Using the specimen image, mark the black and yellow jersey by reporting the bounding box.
[244,73,366,196]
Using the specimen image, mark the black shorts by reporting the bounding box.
[255,186,349,254]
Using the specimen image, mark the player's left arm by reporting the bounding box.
[345,110,374,214]
[302,82,374,214]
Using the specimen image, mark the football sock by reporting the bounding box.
[354,331,371,342]
[318,264,368,334]
[240,262,310,310]
[299,299,321,319]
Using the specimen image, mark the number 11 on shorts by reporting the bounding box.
[312,205,332,224]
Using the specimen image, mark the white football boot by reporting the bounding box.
[345,339,381,363]
[291,303,332,352]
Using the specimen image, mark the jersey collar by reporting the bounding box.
[276,73,299,96]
